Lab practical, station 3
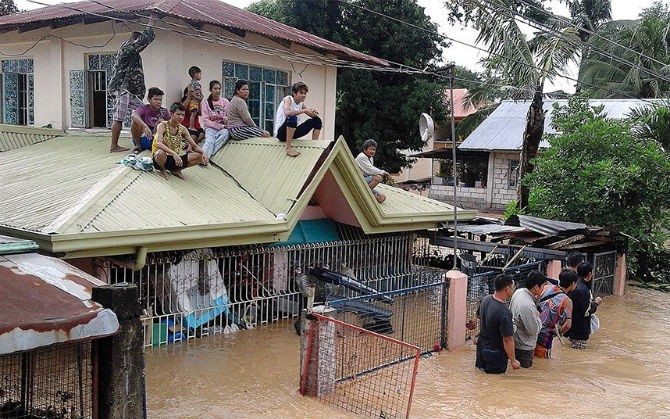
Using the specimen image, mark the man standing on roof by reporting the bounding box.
[108,13,157,152]
[355,139,391,204]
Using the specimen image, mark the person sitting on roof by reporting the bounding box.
[200,80,230,165]
[355,139,391,203]
[226,80,270,141]
[152,102,203,180]
[130,87,170,154]
[274,81,322,157]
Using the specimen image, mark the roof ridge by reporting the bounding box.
[44,165,141,234]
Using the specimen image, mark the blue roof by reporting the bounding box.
[459,99,663,152]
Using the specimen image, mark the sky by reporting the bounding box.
[15,0,665,92]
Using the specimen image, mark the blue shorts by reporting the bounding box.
[135,134,153,151]
[364,175,380,196]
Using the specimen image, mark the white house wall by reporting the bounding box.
[0,20,337,139]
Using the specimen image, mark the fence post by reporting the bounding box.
[446,270,467,349]
[300,306,336,397]
[545,260,562,281]
[91,284,146,419]
[613,253,626,296]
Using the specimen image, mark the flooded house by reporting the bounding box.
[0,123,477,346]
[0,0,387,136]
[429,98,665,210]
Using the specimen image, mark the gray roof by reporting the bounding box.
[459,99,663,151]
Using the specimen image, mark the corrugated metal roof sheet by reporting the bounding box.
[0,253,119,354]
[0,135,128,233]
[0,132,476,255]
[0,0,387,66]
[459,99,663,151]
[212,138,329,216]
[0,124,64,152]
[506,214,588,236]
[379,184,471,218]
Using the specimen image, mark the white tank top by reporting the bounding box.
[274,96,303,136]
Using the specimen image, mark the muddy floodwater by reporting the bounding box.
[146,286,670,418]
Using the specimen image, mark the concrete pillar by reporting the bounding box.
[300,306,336,397]
[446,270,467,349]
[92,284,146,419]
[613,253,626,296]
[545,260,562,281]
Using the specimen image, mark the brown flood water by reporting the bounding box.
[146,286,670,419]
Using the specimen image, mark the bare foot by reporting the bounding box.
[159,170,167,180]
[286,147,300,157]
[110,146,130,153]
[172,170,185,180]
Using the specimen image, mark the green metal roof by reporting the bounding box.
[0,124,64,152]
[0,132,475,257]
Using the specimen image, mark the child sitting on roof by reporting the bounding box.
[355,139,390,203]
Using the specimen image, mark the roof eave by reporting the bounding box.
[0,221,290,258]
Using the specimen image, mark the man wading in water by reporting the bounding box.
[475,274,521,373]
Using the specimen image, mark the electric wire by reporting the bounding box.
[343,0,658,102]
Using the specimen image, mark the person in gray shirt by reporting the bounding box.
[509,270,546,367]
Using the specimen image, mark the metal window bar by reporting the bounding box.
[591,250,616,298]
[0,342,93,419]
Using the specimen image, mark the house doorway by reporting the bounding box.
[89,70,108,128]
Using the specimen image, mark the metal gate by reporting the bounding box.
[592,250,616,297]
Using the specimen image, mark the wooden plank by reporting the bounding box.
[547,234,585,250]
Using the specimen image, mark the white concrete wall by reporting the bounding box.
[429,185,488,209]
[0,19,338,138]
[490,151,519,208]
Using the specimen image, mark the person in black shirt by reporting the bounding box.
[565,262,602,348]
[475,274,521,374]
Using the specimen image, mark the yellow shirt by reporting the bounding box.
[152,121,188,155]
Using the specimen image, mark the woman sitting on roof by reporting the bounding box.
[200,80,230,165]
[226,79,270,141]
[152,102,204,180]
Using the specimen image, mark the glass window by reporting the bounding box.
[1,59,34,125]
[222,61,290,131]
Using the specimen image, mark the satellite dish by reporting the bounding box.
[419,113,434,143]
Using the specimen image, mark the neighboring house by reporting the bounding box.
[0,128,476,345]
[394,89,478,193]
[430,98,661,210]
[0,0,386,139]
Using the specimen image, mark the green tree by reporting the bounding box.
[0,0,18,16]
[524,96,670,281]
[248,0,448,171]
[445,0,583,208]
[628,100,670,150]
[578,2,670,98]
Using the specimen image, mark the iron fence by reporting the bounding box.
[300,313,420,419]
[465,261,546,341]
[329,278,449,353]
[592,251,616,298]
[0,342,93,419]
[99,233,417,347]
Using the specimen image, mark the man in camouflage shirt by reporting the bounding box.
[108,14,156,152]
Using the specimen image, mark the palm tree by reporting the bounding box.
[578,2,670,98]
[445,0,583,208]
